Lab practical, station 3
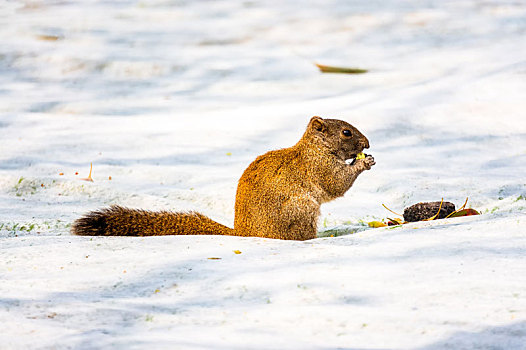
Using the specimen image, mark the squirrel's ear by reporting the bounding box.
[309,116,326,133]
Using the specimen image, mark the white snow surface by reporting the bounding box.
[1,1,526,349]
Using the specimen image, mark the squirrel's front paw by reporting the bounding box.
[361,154,376,170]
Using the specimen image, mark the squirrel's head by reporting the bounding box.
[304,116,370,161]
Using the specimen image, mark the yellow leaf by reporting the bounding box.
[368,221,387,228]
[233,250,242,254]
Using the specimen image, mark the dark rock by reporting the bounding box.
[403,201,456,222]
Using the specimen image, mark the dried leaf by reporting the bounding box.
[315,63,368,74]
[207,257,221,260]
[447,208,480,218]
[382,203,403,217]
[387,217,405,225]
[233,250,242,254]
[80,163,94,182]
[445,197,469,218]
[37,34,61,41]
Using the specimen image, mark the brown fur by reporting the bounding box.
[72,116,375,240]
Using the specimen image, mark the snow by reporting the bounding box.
[1,0,526,349]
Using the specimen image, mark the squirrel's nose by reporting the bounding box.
[361,138,370,149]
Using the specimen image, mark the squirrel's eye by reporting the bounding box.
[342,129,352,137]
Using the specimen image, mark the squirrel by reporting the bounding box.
[72,116,375,240]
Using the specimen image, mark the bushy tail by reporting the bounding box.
[71,205,234,236]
